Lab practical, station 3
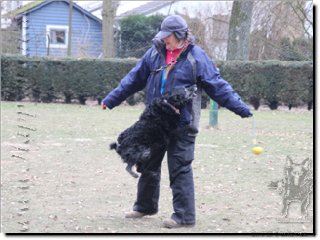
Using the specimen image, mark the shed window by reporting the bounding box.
[46,25,68,48]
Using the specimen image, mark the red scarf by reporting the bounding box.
[164,42,189,79]
[166,48,183,65]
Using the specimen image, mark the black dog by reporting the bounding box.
[110,85,197,178]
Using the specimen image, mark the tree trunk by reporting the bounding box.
[0,0,2,56]
[227,0,254,60]
[102,0,118,58]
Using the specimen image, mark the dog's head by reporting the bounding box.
[162,85,197,110]
[285,156,311,186]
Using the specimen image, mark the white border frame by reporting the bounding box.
[46,25,69,49]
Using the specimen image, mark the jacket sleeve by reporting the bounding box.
[102,48,152,109]
[196,48,251,117]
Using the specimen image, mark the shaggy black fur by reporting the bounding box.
[110,85,197,178]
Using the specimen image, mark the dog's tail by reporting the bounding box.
[110,142,118,150]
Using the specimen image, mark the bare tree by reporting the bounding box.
[226,0,254,60]
[288,0,313,39]
[173,2,232,60]
[102,0,119,58]
[250,0,313,60]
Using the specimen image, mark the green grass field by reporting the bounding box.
[1,101,313,233]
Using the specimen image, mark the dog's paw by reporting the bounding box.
[110,142,118,150]
[131,172,139,178]
[126,164,139,178]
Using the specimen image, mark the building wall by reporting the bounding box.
[146,1,232,18]
[25,1,102,57]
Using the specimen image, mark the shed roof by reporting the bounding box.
[118,1,174,18]
[10,0,101,23]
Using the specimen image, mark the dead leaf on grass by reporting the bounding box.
[222,218,231,222]
[18,179,30,183]
[18,221,30,225]
[48,215,58,221]
[20,225,29,232]
[20,207,29,211]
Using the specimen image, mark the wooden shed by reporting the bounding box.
[11,0,102,58]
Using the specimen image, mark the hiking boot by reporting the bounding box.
[125,211,155,219]
[162,218,195,229]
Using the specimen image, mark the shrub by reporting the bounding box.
[217,60,313,110]
[1,55,136,105]
[117,14,165,58]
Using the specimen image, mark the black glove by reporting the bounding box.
[239,108,253,118]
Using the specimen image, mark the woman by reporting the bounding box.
[102,15,252,228]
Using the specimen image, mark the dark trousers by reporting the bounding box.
[133,131,196,225]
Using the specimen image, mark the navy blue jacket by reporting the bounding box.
[103,42,251,133]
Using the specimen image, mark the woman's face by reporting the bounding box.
[162,34,180,51]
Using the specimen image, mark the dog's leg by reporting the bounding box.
[301,196,310,218]
[281,198,289,217]
[135,148,151,173]
[126,163,139,178]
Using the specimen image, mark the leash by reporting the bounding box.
[150,61,177,74]
[163,99,180,114]
[252,115,257,145]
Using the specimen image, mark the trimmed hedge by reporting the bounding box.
[1,55,313,110]
[216,60,313,110]
[1,55,136,105]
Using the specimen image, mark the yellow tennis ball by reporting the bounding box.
[252,146,264,155]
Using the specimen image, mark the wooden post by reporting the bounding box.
[0,0,2,55]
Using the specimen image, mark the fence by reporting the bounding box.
[1,28,21,54]
[1,27,103,58]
